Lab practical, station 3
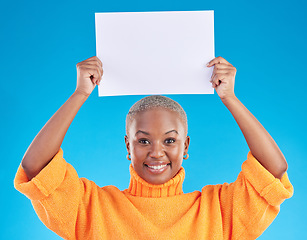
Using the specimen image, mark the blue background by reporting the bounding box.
[1,0,306,239]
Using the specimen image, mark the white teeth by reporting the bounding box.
[147,164,167,170]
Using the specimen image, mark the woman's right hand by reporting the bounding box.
[75,56,103,97]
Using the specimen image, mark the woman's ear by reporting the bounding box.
[124,135,130,154]
[184,136,190,154]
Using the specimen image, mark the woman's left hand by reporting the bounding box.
[207,56,237,100]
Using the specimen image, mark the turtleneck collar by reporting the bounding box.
[125,164,185,198]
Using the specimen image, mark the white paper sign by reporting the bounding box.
[95,10,215,96]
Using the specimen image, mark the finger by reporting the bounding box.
[86,58,103,68]
[212,64,234,70]
[80,63,103,76]
[91,72,102,83]
[78,61,102,71]
[77,57,95,66]
[97,77,103,85]
[87,56,97,60]
[78,65,103,78]
[207,56,232,67]
[212,82,217,89]
[211,74,219,85]
[86,56,102,63]
[95,78,99,85]
[211,68,232,80]
[78,57,103,68]
[92,56,103,66]
[85,61,103,75]
[93,70,102,85]
[84,68,102,82]
[207,56,230,66]
[92,77,101,86]
[79,65,101,74]
[96,74,103,85]
[211,73,227,86]
[90,76,97,85]
[100,68,104,77]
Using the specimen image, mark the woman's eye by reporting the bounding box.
[139,139,150,144]
[165,138,176,144]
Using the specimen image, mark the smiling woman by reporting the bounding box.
[14,56,293,240]
[124,100,190,184]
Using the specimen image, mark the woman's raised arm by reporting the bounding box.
[21,56,103,180]
[207,56,287,179]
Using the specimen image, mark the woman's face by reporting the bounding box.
[125,108,190,185]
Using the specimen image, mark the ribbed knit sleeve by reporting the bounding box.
[218,152,293,240]
[14,149,67,200]
[14,148,93,240]
[242,152,293,206]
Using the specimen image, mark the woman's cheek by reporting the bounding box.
[132,145,147,160]
[169,145,183,160]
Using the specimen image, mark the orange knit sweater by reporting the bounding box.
[14,149,293,240]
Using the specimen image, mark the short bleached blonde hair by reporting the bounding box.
[126,95,188,135]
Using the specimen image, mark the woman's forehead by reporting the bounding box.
[129,108,186,134]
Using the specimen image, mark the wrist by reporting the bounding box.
[220,94,237,105]
[73,89,90,101]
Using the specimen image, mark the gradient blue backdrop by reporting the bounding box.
[1,0,306,239]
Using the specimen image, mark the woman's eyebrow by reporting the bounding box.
[135,130,150,136]
[165,130,179,135]
[135,130,178,136]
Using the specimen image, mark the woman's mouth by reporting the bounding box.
[144,163,170,174]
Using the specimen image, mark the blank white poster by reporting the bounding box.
[95,10,215,96]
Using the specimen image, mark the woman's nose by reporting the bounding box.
[149,142,165,158]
